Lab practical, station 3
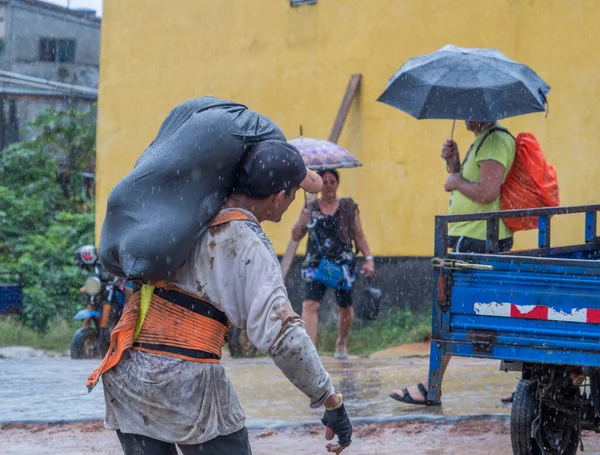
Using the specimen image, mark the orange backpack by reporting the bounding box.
[476,128,560,231]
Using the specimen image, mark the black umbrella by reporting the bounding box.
[377,44,550,123]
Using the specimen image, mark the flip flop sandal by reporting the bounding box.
[389,383,441,406]
[501,392,515,404]
[333,351,349,360]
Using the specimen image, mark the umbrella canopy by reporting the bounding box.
[288,136,362,171]
[377,44,550,122]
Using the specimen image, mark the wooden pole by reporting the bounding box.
[280,193,317,279]
[280,74,362,280]
[328,74,362,143]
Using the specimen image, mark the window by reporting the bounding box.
[39,38,56,62]
[57,39,76,63]
[290,0,317,6]
[39,38,76,63]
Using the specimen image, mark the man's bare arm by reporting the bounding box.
[444,160,505,204]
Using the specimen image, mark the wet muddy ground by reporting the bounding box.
[3,417,600,455]
[2,346,599,454]
[0,345,516,425]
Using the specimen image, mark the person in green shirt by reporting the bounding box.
[390,120,515,406]
[444,120,516,252]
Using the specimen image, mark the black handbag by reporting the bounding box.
[358,278,382,320]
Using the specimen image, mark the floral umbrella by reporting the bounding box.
[288,136,362,171]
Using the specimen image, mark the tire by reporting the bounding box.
[70,327,99,359]
[511,379,580,455]
[97,327,111,357]
[227,327,258,358]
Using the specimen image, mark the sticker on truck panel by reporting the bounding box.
[474,302,600,324]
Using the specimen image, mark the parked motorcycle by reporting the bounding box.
[70,245,258,359]
[70,245,128,359]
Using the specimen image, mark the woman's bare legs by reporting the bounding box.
[301,299,320,346]
[336,306,354,354]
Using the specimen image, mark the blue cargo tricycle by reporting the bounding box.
[428,204,600,455]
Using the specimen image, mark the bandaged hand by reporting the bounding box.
[321,394,352,453]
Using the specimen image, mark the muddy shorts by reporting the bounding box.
[304,280,353,308]
[116,428,252,455]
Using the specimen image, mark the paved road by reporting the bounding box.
[0,346,515,425]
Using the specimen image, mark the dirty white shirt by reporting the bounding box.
[102,208,334,444]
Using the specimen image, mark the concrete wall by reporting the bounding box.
[0,1,100,144]
[96,0,600,258]
[2,0,100,85]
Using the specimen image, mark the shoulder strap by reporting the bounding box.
[474,127,515,156]
[338,197,353,211]
[210,210,254,228]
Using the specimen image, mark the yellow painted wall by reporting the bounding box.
[96,0,600,256]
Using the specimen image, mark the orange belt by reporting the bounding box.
[133,287,229,361]
[87,209,254,391]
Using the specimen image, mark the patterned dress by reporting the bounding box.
[301,200,356,286]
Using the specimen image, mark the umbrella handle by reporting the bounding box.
[304,190,317,208]
[446,119,457,173]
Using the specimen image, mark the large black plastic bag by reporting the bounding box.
[98,97,285,281]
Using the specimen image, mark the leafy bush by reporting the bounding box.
[317,306,431,357]
[0,107,96,332]
[0,316,78,352]
[16,212,94,331]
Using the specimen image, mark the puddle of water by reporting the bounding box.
[0,355,515,425]
[226,356,515,426]
[0,358,105,423]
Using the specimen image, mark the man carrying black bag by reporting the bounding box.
[88,140,352,454]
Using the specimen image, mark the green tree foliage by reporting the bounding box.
[0,107,96,331]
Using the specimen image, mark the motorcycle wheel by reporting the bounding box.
[97,328,111,358]
[227,327,258,358]
[511,379,580,455]
[70,327,99,359]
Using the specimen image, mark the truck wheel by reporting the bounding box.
[511,379,579,455]
[70,327,98,359]
[227,327,258,358]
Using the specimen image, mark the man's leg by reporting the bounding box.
[178,428,252,455]
[335,290,353,355]
[392,236,516,403]
[116,431,178,455]
[391,355,451,402]
[390,236,485,404]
